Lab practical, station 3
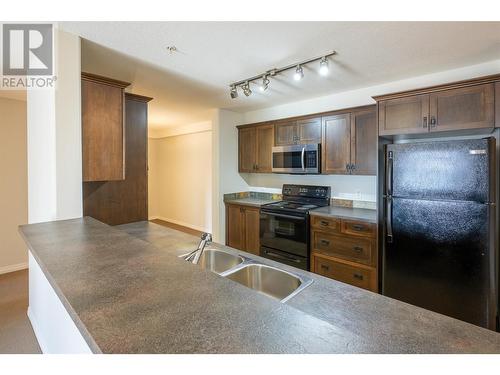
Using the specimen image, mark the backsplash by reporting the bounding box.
[224,190,376,210]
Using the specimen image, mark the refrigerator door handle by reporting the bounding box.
[386,150,393,196]
[386,196,393,243]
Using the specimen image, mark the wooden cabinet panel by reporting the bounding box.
[226,203,260,254]
[82,74,129,182]
[83,93,151,225]
[255,125,274,172]
[378,94,430,136]
[322,113,351,174]
[297,117,322,144]
[244,207,260,255]
[429,84,494,132]
[227,204,244,250]
[275,120,297,146]
[496,82,500,128]
[341,219,377,238]
[238,127,257,173]
[312,232,374,266]
[311,215,340,232]
[350,109,377,175]
[313,254,377,292]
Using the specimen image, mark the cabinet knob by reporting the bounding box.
[320,239,330,246]
[423,116,428,128]
[320,264,329,271]
[353,246,363,253]
[352,224,365,231]
[353,273,364,280]
[320,220,329,226]
[351,164,356,172]
[430,116,437,128]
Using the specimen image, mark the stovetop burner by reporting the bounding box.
[262,184,331,215]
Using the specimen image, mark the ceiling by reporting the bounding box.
[61,21,500,129]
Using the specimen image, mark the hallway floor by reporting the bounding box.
[0,269,41,353]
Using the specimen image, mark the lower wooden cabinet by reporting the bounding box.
[311,215,378,292]
[312,254,377,292]
[226,203,260,255]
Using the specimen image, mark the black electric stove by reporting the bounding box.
[260,184,331,270]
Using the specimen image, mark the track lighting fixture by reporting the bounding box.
[319,57,329,76]
[293,65,304,81]
[242,81,252,97]
[230,85,238,99]
[259,75,270,92]
[228,51,336,99]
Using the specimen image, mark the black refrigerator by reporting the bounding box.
[383,138,498,330]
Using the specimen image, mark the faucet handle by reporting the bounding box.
[201,233,213,243]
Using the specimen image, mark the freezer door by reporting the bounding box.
[387,139,491,202]
[384,197,493,328]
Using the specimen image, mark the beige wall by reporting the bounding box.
[0,97,28,273]
[149,129,212,232]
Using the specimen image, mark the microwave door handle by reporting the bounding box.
[301,147,305,171]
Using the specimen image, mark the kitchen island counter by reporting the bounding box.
[19,218,500,354]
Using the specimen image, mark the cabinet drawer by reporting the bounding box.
[313,255,377,292]
[341,219,376,238]
[311,215,340,232]
[312,232,374,266]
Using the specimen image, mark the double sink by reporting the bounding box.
[182,248,313,303]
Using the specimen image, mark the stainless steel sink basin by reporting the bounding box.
[184,248,245,274]
[223,263,313,302]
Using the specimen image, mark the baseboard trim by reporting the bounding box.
[27,306,47,354]
[149,216,209,233]
[0,262,28,275]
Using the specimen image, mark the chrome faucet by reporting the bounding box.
[183,233,213,264]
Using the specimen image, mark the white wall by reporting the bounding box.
[148,125,213,232]
[238,58,500,201]
[211,109,247,242]
[0,97,28,273]
[27,29,82,224]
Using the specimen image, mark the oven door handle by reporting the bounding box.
[261,211,307,221]
[263,249,302,264]
[301,146,306,171]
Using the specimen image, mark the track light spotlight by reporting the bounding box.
[230,85,238,99]
[259,75,270,92]
[243,81,252,96]
[319,57,329,76]
[293,65,304,81]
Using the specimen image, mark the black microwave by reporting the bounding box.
[271,144,321,174]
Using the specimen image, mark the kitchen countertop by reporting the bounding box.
[19,218,500,353]
[223,197,276,207]
[310,206,377,223]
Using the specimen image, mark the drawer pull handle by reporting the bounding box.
[353,273,364,280]
[320,239,330,245]
[320,264,330,271]
[353,246,363,253]
[320,220,329,226]
[352,224,365,231]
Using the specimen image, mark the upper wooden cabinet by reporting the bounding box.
[323,106,377,175]
[238,123,274,173]
[375,75,500,136]
[429,84,494,132]
[378,94,430,136]
[275,117,321,146]
[82,73,130,182]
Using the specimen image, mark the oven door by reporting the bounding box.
[261,247,308,271]
[272,144,320,174]
[260,210,309,259]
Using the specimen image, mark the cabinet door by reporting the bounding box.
[255,124,274,172]
[322,113,351,174]
[275,120,297,146]
[244,207,260,255]
[297,117,322,144]
[351,109,377,175]
[82,79,125,181]
[378,94,430,136]
[238,128,256,173]
[429,83,494,132]
[227,204,244,250]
